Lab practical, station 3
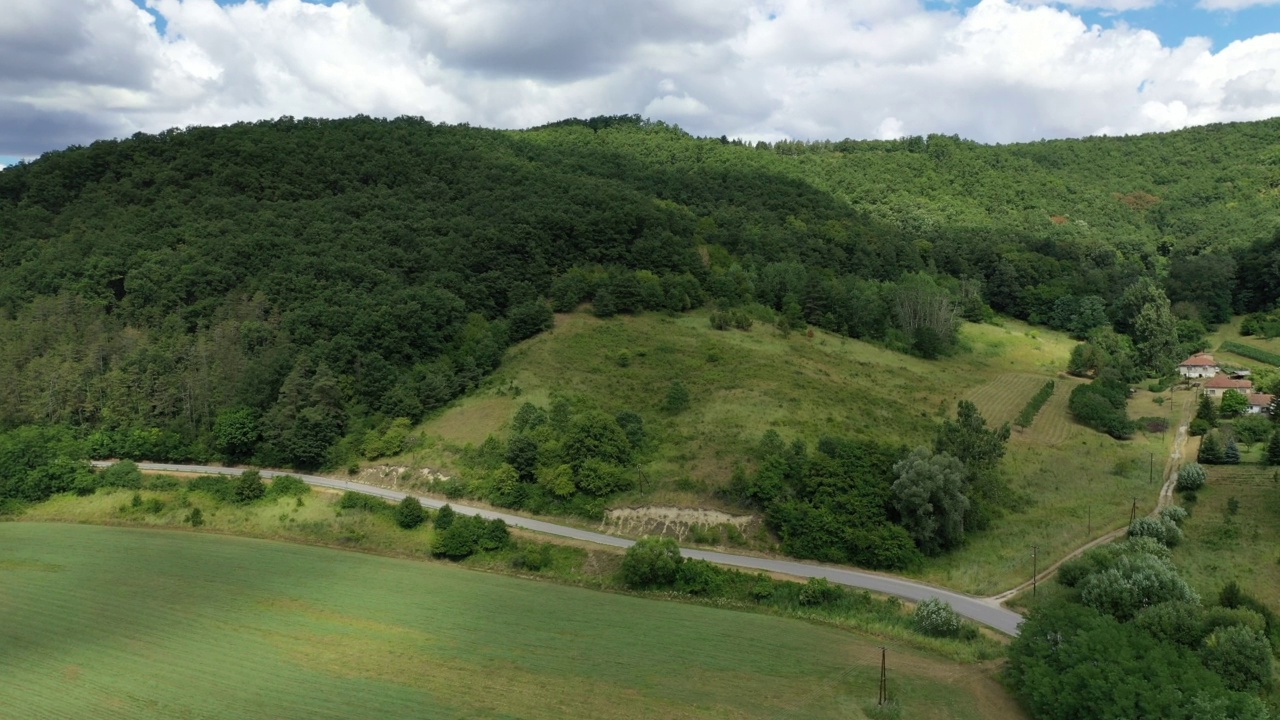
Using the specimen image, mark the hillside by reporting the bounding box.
[400,311,1172,594]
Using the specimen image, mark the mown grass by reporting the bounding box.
[401,311,1185,595]
[1172,464,1280,609]
[0,523,1024,720]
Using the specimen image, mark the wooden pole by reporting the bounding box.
[1032,545,1038,598]
[879,647,887,706]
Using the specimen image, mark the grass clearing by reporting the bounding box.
[1172,464,1280,609]
[0,523,1024,720]
[965,374,1049,427]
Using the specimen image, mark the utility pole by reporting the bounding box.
[1130,497,1138,524]
[878,647,887,706]
[1032,545,1039,599]
[1149,452,1154,485]
[1087,507,1092,536]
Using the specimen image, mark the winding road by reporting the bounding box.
[92,461,1025,635]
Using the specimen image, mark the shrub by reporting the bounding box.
[338,491,390,513]
[675,559,728,596]
[394,496,427,529]
[233,470,266,504]
[662,381,690,415]
[99,460,143,490]
[1128,516,1183,547]
[478,518,511,551]
[434,504,456,530]
[433,515,483,559]
[798,577,843,607]
[267,474,309,498]
[913,598,964,637]
[1159,505,1188,526]
[1078,553,1199,621]
[1199,625,1274,692]
[1189,418,1211,437]
[621,536,683,589]
[1015,381,1055,428]
[188,475,236,503]
[511,544,554,571]
[1176,463,1207,492]
[1134,601,1204,647]
[186,507,205,527]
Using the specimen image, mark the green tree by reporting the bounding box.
[1176,463,1207,492]
[1266,431,1280,465]
[233,470,266,503]
[933,400,1009,473]
[213,407,259,461]
[564,412,633,468]
[434,503,456,530]
[1132,297,1181,375]
[662,380,690,415]
[1199,625,1274,692]
[1196,395,1219,426]
[1219,389,1248,418]
[890,448,970,555]
[1223,437,1241,464]
[186,507,204,527]
[1198,431,1226,464]
[394,496,427,529]
[621,536,684,588]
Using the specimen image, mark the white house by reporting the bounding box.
[1203,375,1253,398]
[1178,353,1220,379]
[1247,393,1275,415]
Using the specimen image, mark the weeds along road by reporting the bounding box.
[93,461,1025,636]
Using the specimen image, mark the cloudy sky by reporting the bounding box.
[2,0,1279,166]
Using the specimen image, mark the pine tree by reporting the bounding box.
[394,496,427,529]
[1224,438,1241,465]
[1195,395,1218,427]
[1267,431,1280,466]
[1198,431,1225,465]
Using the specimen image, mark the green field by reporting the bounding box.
[1172,464,1280,609]
[401,311,1177,595]
[0,523,1023,720]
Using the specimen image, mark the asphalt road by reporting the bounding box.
[91,461,1025,636]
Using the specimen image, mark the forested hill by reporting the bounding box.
[0,115,1278,469]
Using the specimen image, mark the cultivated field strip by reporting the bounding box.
[0,524,1018,720]
[1022,376,1082,446]
[964,373,1050,427]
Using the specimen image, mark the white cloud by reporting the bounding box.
[1197,0,1280,9]
[1,0,1279,155]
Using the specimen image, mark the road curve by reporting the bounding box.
[91,461,1025,636]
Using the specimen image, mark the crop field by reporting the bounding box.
[0,524,1023,720]
[1172,464,1280,608]
[1021,376,1085,446]
[963,373,1049,427]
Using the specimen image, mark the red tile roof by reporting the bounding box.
[1204,376,1253,390]
[1179,353,1218,367]
[1248,393,1274,407]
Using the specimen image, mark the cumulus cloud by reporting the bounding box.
[1,0,1279,156]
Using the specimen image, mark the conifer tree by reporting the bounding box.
[1267,431,1280,466]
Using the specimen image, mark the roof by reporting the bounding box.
[1249,393,1275,407]
[1204,376,1253,390]
[1179,353,1218,367]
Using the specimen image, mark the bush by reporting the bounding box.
[186,507,205,527]
[511,544,554,571]
[1128,516,1183,547]
[1078,553,1199,621]
[1199,625,1274,692]
[1190,418,1211,437]
[339,491,390,513]
[267,474,310,498]
[434,503,456,529]
[1232,414,1273,444]
[675,559,728,596]
[394,496,427,529]
[1177,463,1207,492]
[1015,381,1056,428]
[621,536,683,589]
[1134,601,1204,647]
[188,475,236,503]
[913,598,964,637]
[1159,505,1188,526]
[798,577,843,607]
[233,470,266,504]
[99,460,143,490]
[662,381,690,415]
[432,515,508,559]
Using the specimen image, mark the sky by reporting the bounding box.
[1,0,1279,167]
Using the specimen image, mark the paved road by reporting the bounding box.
[92,461,1025,635]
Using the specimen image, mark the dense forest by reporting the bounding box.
[1,114,1278,473]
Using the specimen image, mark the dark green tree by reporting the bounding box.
[394,496,427,529]
[1267,431,1280,465]
[621,536,684,588]
[1198,431,1226,464]
[1196,395,1219,426]
[890,448,969,555]
[234,470,266,504]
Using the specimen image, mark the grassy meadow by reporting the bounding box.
[0,523,1023,720]
[1172,464,1280,609]
[402,311,1181,595]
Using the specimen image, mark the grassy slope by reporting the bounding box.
[405,311,1178,595]
[0,523,1023,720]
[1172,465,1280,609]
